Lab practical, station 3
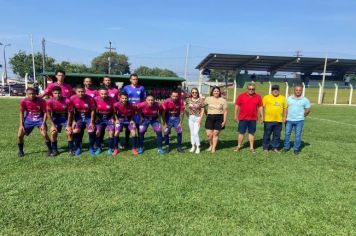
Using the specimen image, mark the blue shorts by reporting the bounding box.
[164,116,182,135]
[75,116,94,132]
[133,114,141,125]
[53,116,68,133]
[96,119,115,132]
[24,117,43,135]
[139,117,161,133]
[238,120,257,134]
[115,119,136,133]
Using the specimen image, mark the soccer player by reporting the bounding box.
[46,86,74,156]
[122,74,145,148]
[234,83,263,153]
[262,85,287,153]
[284,85,311,155]
[162,90,185,152]
[84,77,99,98]
[70,84,96,156]
[136,95,165,155]
[94,87,116,155]
[18,88,51,157]
[113,92,138,155]
[102,76,119,101]
[41,69,74,98]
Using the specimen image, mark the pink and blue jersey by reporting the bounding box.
[107,87,119,101]
[44,82,74,98]
[94,96,115,120]
[136,102,163,119]
[85,87,99,98]
[20,97,47,121]
[70,94,96,119]
[123,85,146,104]
[114,102,136,120]
[162,98,185,118]
[46,97,73,118]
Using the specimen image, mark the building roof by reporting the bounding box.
[42,72,185,82]
[196,53,356,74]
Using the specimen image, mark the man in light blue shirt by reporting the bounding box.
[284,84,311,155]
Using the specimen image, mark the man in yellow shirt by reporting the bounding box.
[262,85,287,153]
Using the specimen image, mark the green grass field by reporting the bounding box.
[0,98,355,235]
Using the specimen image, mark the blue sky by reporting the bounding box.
[1,0,356,79]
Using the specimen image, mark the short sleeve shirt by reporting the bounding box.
[286,96,311,121]
[235,92,263,121]
[204,96,227,115]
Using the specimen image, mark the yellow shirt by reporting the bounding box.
[263,94,287,122]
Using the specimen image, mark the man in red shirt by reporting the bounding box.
[234,83,263,153]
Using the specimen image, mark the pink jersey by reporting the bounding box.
[85,87,99,98]
[94,96,115,119]
[114,102,136,119]
[44,82,74,98]
[107,87,119,101]
[162,98,185,117]
[20,97,47,120]
[46,97,73,118]
[70,94,96,118]
[136,101,163,118]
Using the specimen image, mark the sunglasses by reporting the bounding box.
[248,88,255,91]
[191,92,198,94]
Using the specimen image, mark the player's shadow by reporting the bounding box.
[281,140,310,151]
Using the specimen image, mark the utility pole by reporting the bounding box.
[30,34,36,83]
[105,41,116,74]
[41,38,46,89]
[184,44,190,81]
[294,50,303,57]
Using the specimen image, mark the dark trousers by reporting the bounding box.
[263,122,282,150]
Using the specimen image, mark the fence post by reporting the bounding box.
[302,82,306,97]
[318,83,323,104]
[233,79,237,102]
[349,84,353,105]
[333,83,338,105]
[25,73,28,90]
[1,72,4,96]
[268,81,272,94]
[285,82,289,98]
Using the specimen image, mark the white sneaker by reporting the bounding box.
[195,146,200,154]
[207,146,212,152]
[189,146,196,153]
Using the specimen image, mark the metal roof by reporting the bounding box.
[196,53,356,74]
[42,72,185,82]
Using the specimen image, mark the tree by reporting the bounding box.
[91,52,130,74]
[208,69,237,82]
[134,66,178,77]
[9,50,56,78]
[55,61,92,73]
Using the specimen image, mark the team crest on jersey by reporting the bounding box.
[63,105,67,109]
[107,105,111,109]
[84,104,88,108]
[110,94,115,97]
[137,91,140,94]
[65,89,69,92]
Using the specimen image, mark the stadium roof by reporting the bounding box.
[196,53,356,74]
[42,72,185,82]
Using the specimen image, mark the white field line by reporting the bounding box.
[309,116,356,127]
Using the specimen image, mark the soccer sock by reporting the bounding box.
[139,133,144,148]
[89,132,96,150]
[108,137,114,150]
[177,133,182,148]
[45,141,52,151]
[164,134,170,147]
[131,136,137,149]
[114,136,119,149]
[95,136,102,149]
[51,141,58,152]
[125,128,130,147]
[73,133,81,150]
[68,141,73,151]
[156,132,163,149]
[18,143,24,153]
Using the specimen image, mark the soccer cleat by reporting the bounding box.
[91,148,98,155]
[176,147,184,153]
[132,148,138,155]
[107,149,113,155]
[18,151,24,158]
[95,148,102,155]
[165,146,170,153]
[68,150,75,156]
[158,148,165,155]
[137,147,143,155]
[294,150,300,155]
[282,149,290,153]
[47,149,52,157]
[51,150,59,157]
[112,149,120,156]
[75,148,82,156]
[189,146,195,153]
[195,147,200,154]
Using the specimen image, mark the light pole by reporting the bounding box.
[0,43,11,83]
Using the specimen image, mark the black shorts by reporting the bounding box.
[237,120,257,134]
[205,114,224,131]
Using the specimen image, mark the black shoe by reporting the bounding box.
[18,151,24,158]
[165,146,170,153]
[294,150,300,155]
[51,150,59,157]
[68,150,75,156]
[282,149,290,153]
[47,150,52,157]
[177,147,184,153]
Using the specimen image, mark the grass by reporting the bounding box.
[0,98,355,235]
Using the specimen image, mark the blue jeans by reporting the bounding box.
[263,122,282,150]
[284,120,304,151]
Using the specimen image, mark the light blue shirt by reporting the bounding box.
[286,96,311,121]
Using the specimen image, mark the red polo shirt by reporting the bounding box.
[235,92,263,120]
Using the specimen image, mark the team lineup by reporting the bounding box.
[17,70,311,158]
